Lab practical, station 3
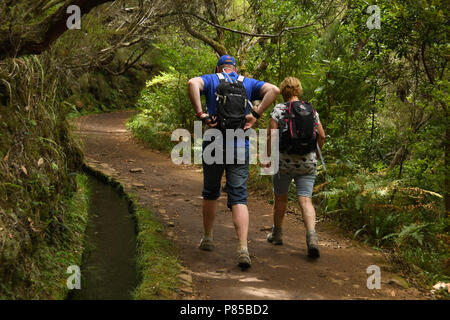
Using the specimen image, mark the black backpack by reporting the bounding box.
[279,100,318,155]
[214,73,248,130]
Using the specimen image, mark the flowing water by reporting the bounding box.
[70,176,137,300]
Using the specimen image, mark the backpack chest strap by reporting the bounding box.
[215,73,246,104]
[216,73,245,84]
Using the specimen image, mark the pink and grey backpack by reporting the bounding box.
[279,100,318,155]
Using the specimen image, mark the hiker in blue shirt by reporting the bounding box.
[188,55,279,268]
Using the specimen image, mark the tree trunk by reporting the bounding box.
[388,145,408,172]
[446,126,449,215]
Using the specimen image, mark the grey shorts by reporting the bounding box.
[272,173,316,197]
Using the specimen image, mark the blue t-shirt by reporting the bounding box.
[200,72,265,115]
[200,72,265,152]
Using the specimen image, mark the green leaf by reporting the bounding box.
[314,86,324,93]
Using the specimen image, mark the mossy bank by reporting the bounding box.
[0,174,89,299]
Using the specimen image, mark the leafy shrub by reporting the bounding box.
[127,68,193,151]
[315,162,448,282]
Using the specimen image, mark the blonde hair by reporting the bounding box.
[280,77,303,101]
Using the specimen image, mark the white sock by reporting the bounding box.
[238,240,248,251]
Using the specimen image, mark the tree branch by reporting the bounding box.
[180,11,316,38]
[181,17,227,56]
[103,46,149,76]
[0,0,114,60]
[154,11,319,39]
[421,41,435,84]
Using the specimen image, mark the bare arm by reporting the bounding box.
[255,83,281,115]
[187,77,205,114]
[316,121,325,159]
[244,83,280,130]
[187,77,217,127]
[267,118,279,158]
[317,122,325,149]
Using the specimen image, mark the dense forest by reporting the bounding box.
[0,0,448,299]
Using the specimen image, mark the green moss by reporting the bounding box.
[133,203,181,300]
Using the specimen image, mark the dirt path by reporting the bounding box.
[74,111,427,300]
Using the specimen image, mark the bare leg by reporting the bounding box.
[267,194,288,245]
[202,199,217,236]
[199,199,217,251]
[298,196,320,258]
[297,196,316,231]
[232,204,252,268]
[231,203,249,244]
[273,194,288,228]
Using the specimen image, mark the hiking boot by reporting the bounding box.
[199,237,214,251]
[267,226,283,245]
[237,249,251,269]
[306,230,320,258]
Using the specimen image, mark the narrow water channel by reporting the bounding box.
[70,176,137,300]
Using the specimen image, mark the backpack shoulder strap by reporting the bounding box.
[216,73,226,83]
[281,102,290,115]
[293,100,304,108]
[215,73,227,101]
[216,73,233,83]
[303,100,314,109]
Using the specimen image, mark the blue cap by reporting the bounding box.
[217,55,236,67]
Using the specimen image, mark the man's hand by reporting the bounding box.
[205,115,218,128]
[244,113,257,130]
[198,113,217,128]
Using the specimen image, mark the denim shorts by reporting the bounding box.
[202,141,249,209]
[272,173,316,197]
